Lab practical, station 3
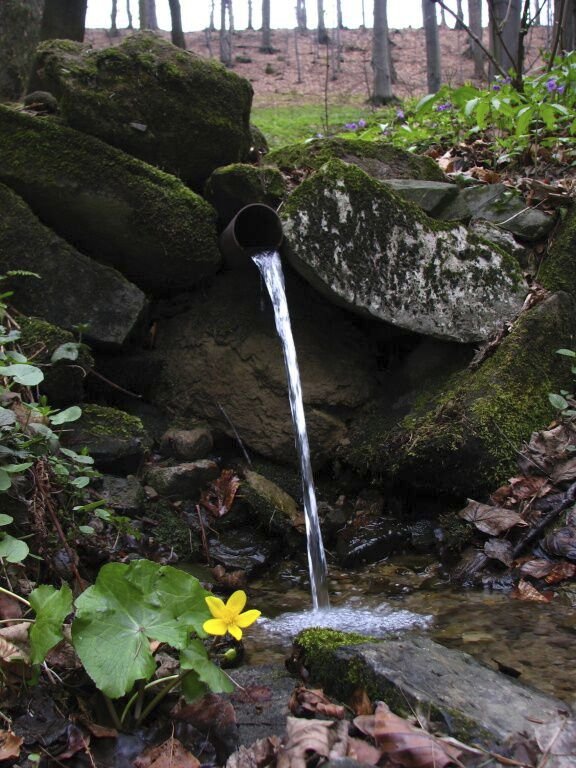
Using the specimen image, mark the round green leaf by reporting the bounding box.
[29,584,73,664]
[0,533,29,563]
[549,392,569,410]
[51,343,80,363]
[0,364,44,386]
[50,406,82,425]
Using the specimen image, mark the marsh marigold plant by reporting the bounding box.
[203,590,261,641]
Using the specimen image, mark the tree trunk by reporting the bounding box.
[296,0,307,30]
[455,0,465,28]
[261,0,273,51]
[209,0,215,30]
[317,0,329,43]
[126,0,133,29]
[0,0,43,101]
[247,0,253,29]
[422,0,441,93]
[468,0,484,78]
[371,0,393,103]
[145,0,158,28]
[38,0,87,41]
[219,0,233,67]
[110,0,119,35]
[488,0,522,78]
[554,0,576,52]
[168,0,185,48]
[336,0,343,28]
[139,0,149,28]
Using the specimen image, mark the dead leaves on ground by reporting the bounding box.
[289,685,346,719]
[458,500,527,536]
[201,469,241,518]
[134,736,200,768]
[0,730,23,761]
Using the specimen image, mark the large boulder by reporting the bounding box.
[345,292,576,497]
[151,268,378,467]
[27,33,254,190]
[282,160,528,344]
[0,104,221,296]
[539,203,576,297]
[0,183,147,346]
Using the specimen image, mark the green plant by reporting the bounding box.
[548,349,576,417]
[2,560,260,727]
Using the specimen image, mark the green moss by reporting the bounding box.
[146,500,199,558]
[204,162,285,221]
[268,137,446,182]
[78,404,146,440]
[539,206,576,297]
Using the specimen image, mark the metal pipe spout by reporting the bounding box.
[219,203,283,269]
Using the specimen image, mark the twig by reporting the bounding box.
[88,368,143,399]
[512,480,576,559]
[196,504,211,565]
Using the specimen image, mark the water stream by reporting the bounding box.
[253,250,330,610]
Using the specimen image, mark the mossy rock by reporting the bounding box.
[0,104,221,296]
[0,0,41,102]
[18,316,93,407]
[0,182,147,346]
[539,204,576,297]
[63,404,151,474]
[204,163,285,224]
[267,137,447,183]
[27,33,254,190]
[282,159,527,343]
[345,292,576,497]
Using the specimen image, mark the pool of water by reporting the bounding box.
[243,556,576,706]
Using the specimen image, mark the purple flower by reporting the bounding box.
[396,108,405,119]
[492,84,501,91]
[557,85,565,94]
[435,102,452,112]
[345,122,358,131]
[358,118,367,128]
[546,77,558,92]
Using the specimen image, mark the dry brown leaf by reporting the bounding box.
[459,500,527,536]
[226,737,280,768]
[512,578,553,602]
[173,693,236,732]
[277,717,348,768]
[519,559,554,579]
[484,538,514,566]
[134,736,200,768]
[289,686,346,719]
[541,527,576,560]
[544,562,576,584]
[551,457,576,485]
[201,470,241,517]
[349,687,373,716]
[347,735,382,765]
[0,633,29,664]
[353,701,463,768]
[0,730,23,761]
[0,593,22,622]
[58,724,90,760]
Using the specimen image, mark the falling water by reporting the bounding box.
[253,250,330,610]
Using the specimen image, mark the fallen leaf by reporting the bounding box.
[519,559,554,579]
[0,633,29,664]
[173,693,236,732]
[459,500,527,536]
[277,717,348,768]
[226,737,280,768]
[347,735,382,764]
[0,730,23,760]
[512,578,553,602]
[353,701,463,768]
[134,736,200,768]
[289,686,346,719]
[551,457,576,485]
[231,685,273,704]
[484,538,514,566]
[201,470,241,517]
[544,562,576,584]
[0,593,22,621]
[349,687,373,716]
[541,527,576,561]
[58,724,90,760]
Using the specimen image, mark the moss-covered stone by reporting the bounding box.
[27,33,254,190]
[63,404,151,474]
[0,103,221,297]
[0,182,147,346]
[282,159,527,343]
[18,316,93,407]
[204,163,285,223]
[345,292,576,497]
[268,137,447,183]
[539,204,576,297]
[0,0,41,102]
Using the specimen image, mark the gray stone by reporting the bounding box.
[438,183,555,241]
[0,104,221,297]
[382,179,459,215]
[468,218,527,259]
[28,33,254,190]
[98,475,145,518]
[282,159,528,343]
[145,460,220,497]
[305,636,572,747]
[159,427,214,461]
[0,183,147,347]
[204,163,285,224]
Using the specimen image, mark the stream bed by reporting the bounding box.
[241,556,576,706]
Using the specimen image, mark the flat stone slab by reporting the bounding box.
[306,636,572,747]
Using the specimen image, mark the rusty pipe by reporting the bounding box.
[219,203,283,269]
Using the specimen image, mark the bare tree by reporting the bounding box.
[247,0,254,29]
[468,0,484,78]
[488,0,522,78]
[336,0,343,28]
[209,0,215,30]
[111,0,119,35]
[146,0,158,28]
[38,0,87,41]
[220,0,233,66]
[317,0,329,43]
[261,0,273,51]
[553,0,576,52]
[126,0,134,29]
[371,0,394,103]
[168,0,185,48]
[455,0,465,28]
[296,0,307,30]
[422,0,441,92]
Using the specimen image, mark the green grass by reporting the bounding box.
[251,102,373,148]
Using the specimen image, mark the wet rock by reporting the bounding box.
[0,183,147,347]
[204,163,285,224]
[145,460,220,498]
[282,159,527,343]
[0,104,221,296]
[336,511,410,566]
[297,632,572,747]
[63,404,151,475]
[382,179,459,214]
[346,292,576,497]
[159,427,214,461]
[243,470,302,536]
[28,33,253,190]
[203,527,279,574]
[438,183,555,241]
[268,137,447,182]
[98,475,146,518]
[151,268,377,467]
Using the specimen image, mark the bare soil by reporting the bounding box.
[85,24,551,107]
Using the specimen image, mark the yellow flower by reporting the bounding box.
[203,590,261,641]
